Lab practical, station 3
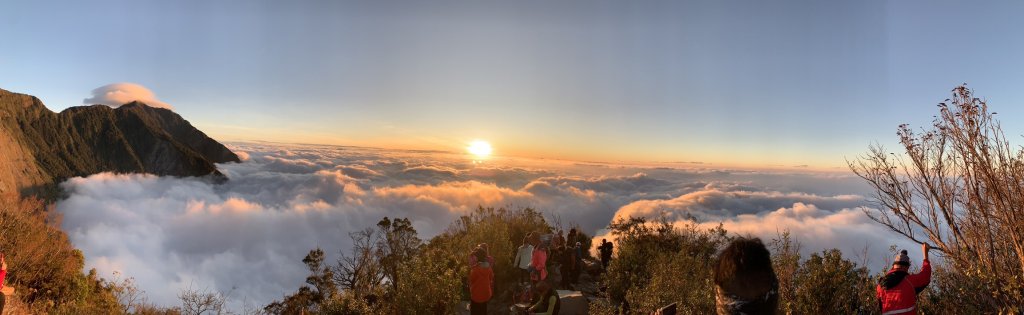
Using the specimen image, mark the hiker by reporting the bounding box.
[598,239,613,269]
[559,241,576,289]
[877,243,932,315]
[528,281,561,315]
[513,236,535,283]
[566,229,577,247]
[0,253,7,312]
[469,248,494,315]
[531,239,549,282]
[549,232,564,273]
[469,243,495,266]
[553,230,565,249]
[571,242,583,285]
[713,237,778,315]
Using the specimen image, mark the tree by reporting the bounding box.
[375,217,422,294]
[265,248,338,314]
[178,285,229,315]
[335,228,384,298]
[849,85,1024,309]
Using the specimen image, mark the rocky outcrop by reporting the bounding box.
[0,88,238,198]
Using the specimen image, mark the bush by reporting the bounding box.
[269,206,551,314]
[601,217,728,314]
[0,195,121,314]
[790,249,876,314]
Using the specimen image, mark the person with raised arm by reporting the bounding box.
[877,243,932,315]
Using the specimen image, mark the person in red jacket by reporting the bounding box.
[0,253,7,312]
[469,248,494,315]
[877,243,931,315]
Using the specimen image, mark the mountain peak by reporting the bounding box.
[0,88,238,198]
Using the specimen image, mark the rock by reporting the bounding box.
[557,290,589,315]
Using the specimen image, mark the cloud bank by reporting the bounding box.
[56,142,909,307]
[83,83,174,110]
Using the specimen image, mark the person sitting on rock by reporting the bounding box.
[528,280,560,315]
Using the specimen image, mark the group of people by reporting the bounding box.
[471,229,613,315]
[710,237,931,315]
[473,229,933,315]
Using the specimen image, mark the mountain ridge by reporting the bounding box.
[0,88,239,198]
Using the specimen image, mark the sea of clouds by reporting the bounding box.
[56,142,917,307]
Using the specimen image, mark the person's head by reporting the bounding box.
[713,237,778,315]
[535,280,551,294]
[557,230,563,236]
[602,239,607,244]
[523,236,531,246]
[474,248,487,264]
[892,249,911,271]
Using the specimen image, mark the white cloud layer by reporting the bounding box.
[56,142,913,308]
[83,83,174,110]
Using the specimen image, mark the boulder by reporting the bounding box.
[557,290,589,315]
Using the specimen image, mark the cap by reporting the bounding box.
[894,250,910,266]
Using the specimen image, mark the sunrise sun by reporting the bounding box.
[467,140,493,158]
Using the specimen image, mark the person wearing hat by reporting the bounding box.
[877,243,932,315]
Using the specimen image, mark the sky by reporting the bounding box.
[4,0,1024,167]
[5,1,1009,307]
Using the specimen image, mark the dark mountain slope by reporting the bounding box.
[0,88,238,197]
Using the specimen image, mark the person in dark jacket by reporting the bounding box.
[877,243,931,315]
[598,239,614,269]
[713,237,778,315]
[559,242,576,289]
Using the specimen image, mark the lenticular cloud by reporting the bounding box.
[83,83,174,110]
[56,142,904,307]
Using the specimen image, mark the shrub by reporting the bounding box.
[602,217,728,314]
[0,195,121,314]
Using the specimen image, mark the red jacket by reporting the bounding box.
[470,264,493,303]
[877,259,931,315]
[531,248,548,281]
[0,269,5,289]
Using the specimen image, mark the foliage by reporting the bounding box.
[0,195,122,314]
[790,249,876,314]
[849,85,1024,310]
[265,248,339,314]
[769,231,801,312]
[268,207,550,314]
[602,217,729,314]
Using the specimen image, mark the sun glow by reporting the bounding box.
[467,140,493,159]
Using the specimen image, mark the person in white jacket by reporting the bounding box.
[512,234,535,284]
